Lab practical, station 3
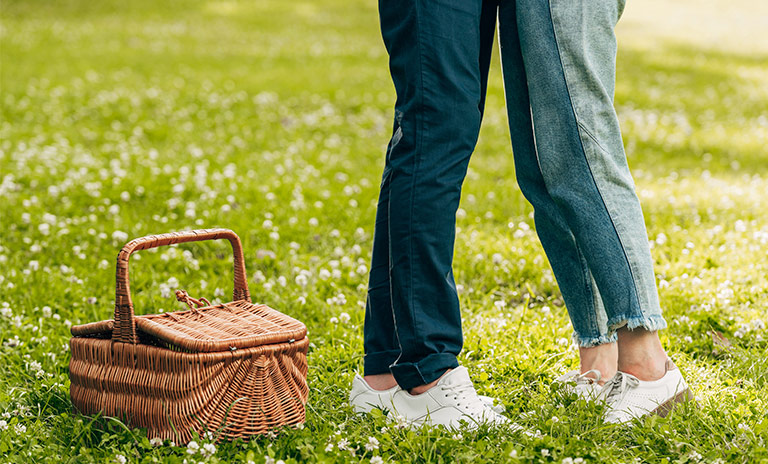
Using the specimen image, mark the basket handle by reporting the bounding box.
[113,228,251,343]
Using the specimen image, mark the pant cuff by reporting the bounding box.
[607,314,668,334]
[572,331,618,348]
[363,349,402,376]
[389,353,459,390]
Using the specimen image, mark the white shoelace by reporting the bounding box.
[604,372,640,405]
[441,380,493,417]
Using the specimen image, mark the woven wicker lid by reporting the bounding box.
[71,300,307,353]
[136,300,306,352]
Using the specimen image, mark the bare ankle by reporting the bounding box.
[363,373,397,391]
[579,342,618,384]
[408,368,452,395]
[616,327,668,381]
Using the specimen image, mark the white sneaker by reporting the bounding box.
[388,366,509,430]
[348,373,505,414]
[556,369,604,400]
[349,374,400,414]
[603,360,693,424]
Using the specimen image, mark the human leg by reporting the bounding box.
[515,0,666,347]
[362,0,492,391]
[511,0,691,420]
[497,0,617,382]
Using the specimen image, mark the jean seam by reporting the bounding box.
[576,120,611,157]
[389,0,426,372]
[547,0,644,317]
[574,242,599,333]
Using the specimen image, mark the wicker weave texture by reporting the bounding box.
[68,229,309,443]
[70,337,309,443]
[136,300,307,353]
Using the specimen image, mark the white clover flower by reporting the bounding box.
[29,260,40,271]
[319,269,331,280]
[0,420,7,430]
[112,230,129,243]
[38,223,51,235]
[329,316,339,324]
[265,456,275,464]
[365,436,380,451]
[186,440,199,455]
[339,312,351,324]
[541,449,550,457]
[370,457,384,464]
[200,443,216,457]
[1,304,12,318]
[149,437,163,447]
[295,274,308,287]
[562,458,574,464]
[114,454,127,464]
[159,283,171,299]
[356,264,368,275]
[325,442,334,452]
[337,438,350,450]
[737,422,751,432]
[14,423,26,434]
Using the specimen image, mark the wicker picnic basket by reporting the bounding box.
[68,229,309,444]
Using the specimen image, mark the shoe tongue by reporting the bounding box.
[438,366,472,388]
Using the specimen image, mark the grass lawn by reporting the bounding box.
[1,0,767,462]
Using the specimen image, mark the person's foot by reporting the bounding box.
[603,359,693,424]
[349,374,400,414]
[556,369,604,400]
[388,366,509,430]
[349,372,505,414]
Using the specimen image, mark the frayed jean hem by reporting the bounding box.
[607,314,668,334]
[573,315,667,347]
[573,331,618,348]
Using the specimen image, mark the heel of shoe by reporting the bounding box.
[653,388,694,418]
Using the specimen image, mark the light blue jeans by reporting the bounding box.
[498,0,666,347]
[364,0,666,389]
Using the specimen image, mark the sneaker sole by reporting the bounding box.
[651,388,695,418]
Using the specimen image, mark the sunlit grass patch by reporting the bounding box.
[1,0,766,462]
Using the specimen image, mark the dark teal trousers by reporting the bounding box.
[363,0,498,389]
